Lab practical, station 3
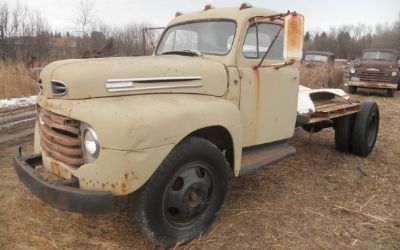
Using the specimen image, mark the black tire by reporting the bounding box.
[397,82,400,91]
[351,102,379,157]
[334,115,354,153]
[387,89,395,97]
[348,86,357,94]
[134,137,230,247]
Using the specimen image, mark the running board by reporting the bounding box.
[239,140,296,176]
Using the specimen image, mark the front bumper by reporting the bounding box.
[346,81,397,90]
[13,146,113,214]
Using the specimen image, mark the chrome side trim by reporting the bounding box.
[107,83,203,93]
[107,76,202,84]
[105,82,133,89]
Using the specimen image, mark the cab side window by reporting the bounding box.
[243,23,283,60]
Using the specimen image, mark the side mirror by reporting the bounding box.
[284,13,304,61]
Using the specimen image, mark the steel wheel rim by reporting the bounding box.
[162,161,215,229]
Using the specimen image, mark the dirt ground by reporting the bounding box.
[0,90,399,250]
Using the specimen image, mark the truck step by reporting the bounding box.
[239,140,296,176]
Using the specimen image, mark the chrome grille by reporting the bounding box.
[39,110,83,167]
[358,71,391,83]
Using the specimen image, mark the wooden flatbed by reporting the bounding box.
[309,99,360,123]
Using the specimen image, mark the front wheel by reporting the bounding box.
[134,137,230,247]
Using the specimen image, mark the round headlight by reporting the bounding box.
[84,128,99,158]
[350,68,356,74]
[392,71,398,77]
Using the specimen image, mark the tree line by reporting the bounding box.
[0,0,161,65]
[303,14,400,59]
[0,0,399,65]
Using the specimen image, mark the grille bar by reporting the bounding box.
[358,71,391,82]
[42,135,83,157]
[40,110,83,167]
[41,125,81,147]
[41,142,84,166]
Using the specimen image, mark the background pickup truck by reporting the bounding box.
[347,48,400,97]
[13,4,380,247]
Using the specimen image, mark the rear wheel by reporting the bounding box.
[348,86,357,94]
[134,137,229,247]
[334,115,354,153]
[351,102,379,157]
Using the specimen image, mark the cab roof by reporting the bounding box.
[363,48,397,53]
[168,7,279,26]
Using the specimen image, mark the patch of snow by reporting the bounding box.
[298,88,316,114]
[0,95,37,108]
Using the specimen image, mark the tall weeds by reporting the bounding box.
[0,61,38,99]
[300,64,345,89]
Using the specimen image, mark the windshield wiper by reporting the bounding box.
[162,49,202,56]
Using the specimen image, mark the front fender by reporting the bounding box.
[38,94,244,194]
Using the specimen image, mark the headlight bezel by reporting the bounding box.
[81,123,100,163]
[391,71,398,77]
[349,68,356,74]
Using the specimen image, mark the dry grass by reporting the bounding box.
[0,61,38,99]
[300,64,345,89]
[0,92,399,249]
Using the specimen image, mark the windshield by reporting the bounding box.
[156,20,236,55]
[304,54,329,63]
[362,51,395,61]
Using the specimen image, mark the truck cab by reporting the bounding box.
[13,4,379,247]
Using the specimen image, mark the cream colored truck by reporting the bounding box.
[14,4,380,247]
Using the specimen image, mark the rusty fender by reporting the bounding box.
[37,94,243,195]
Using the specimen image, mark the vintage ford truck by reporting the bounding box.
[14,4,380,247]
[347,48,400,97]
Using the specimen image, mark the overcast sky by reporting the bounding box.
[4,0,400,32]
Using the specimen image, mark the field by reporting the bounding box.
[0,91,399,249]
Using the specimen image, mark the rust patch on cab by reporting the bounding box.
[284,13,304,60]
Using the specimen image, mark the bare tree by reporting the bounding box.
[74,0,96,49]
[0,2,9,59]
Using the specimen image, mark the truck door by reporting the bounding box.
[237,22,299,147]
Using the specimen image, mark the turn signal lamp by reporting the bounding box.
[239,3,253,10]
[204,4,215,11]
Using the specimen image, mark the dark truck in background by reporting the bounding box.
[300,51,344,88]
[347,49,400,97]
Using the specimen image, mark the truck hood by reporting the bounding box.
[358,60,397,72]
[39,55,228,99]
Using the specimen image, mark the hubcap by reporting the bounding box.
[163,162,214,228]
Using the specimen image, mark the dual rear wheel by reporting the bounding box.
[335,102,379,156]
